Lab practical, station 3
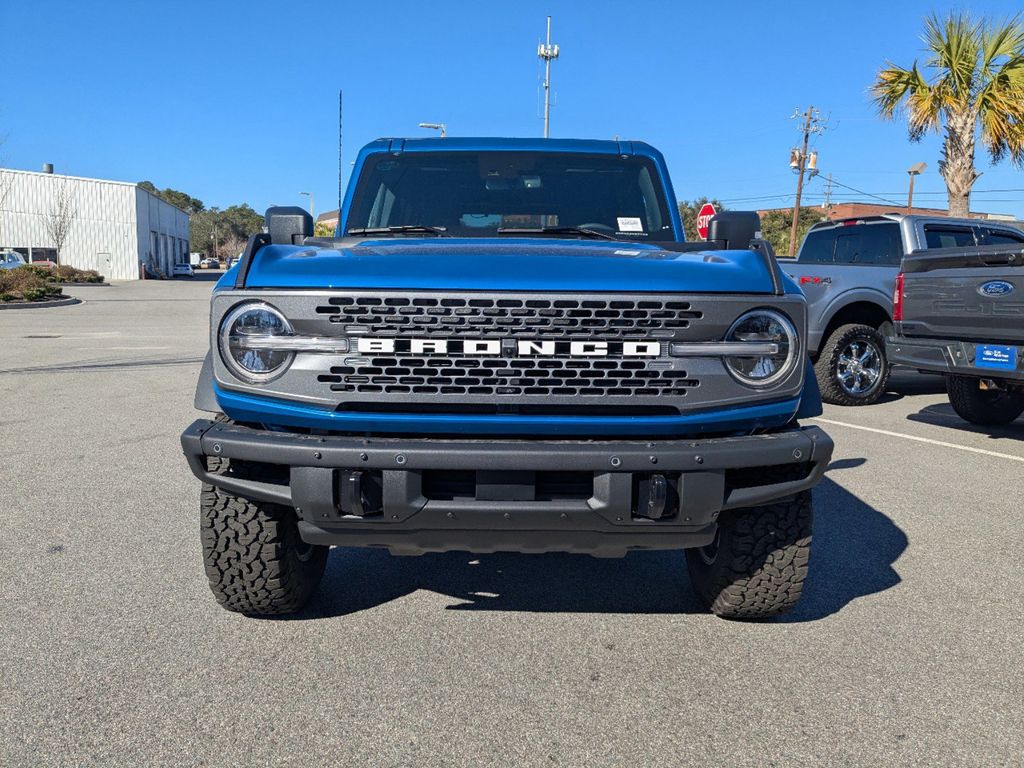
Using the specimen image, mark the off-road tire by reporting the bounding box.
[815,323,890,406]
[200,457,329,616]
[686,491,812,620]
[946,375,1024,426]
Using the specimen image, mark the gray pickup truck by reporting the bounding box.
[890,243,1024,425]
[780,214,1024,405]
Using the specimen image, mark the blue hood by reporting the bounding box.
[235,238,781,294]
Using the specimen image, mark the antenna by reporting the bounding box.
[342,91,350,217]
[537,16,560,138]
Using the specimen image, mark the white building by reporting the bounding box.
[0,166,190,280]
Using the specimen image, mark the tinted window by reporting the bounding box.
[347,151,675,239]
[924,226,977,249]
[851,224,901,266]
[797,229,836,263]
[983,229,1024,246]
[833,223,903,265]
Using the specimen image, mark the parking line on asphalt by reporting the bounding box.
[812,417,1024,464]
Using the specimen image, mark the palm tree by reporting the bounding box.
[872,13,1024,218]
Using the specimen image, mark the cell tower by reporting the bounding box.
[537,16,560,138]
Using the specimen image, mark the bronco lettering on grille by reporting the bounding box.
[356,338,661,357]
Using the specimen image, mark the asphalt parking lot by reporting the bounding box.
[2,278,1022,767]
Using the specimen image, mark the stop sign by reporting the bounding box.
[696,203,717,240]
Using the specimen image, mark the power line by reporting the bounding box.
[824,177,903,206]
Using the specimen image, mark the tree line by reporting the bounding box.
[679,198,825,256]
[138,181,264,258]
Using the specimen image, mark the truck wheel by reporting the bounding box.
[815,324,890,406]
[200,458,329,616]
[946,375,1024,425]
[685,491,812,620]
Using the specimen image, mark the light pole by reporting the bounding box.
[906,162,926,212]
[537,16,559,138]
[418,122,446,138]
[299,191,314,219]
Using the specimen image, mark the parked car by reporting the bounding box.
[172,263,195,278]
[890,242,1024,425]
[0,250,27,270]
[199,258,220,269]
[181,137,834,620]
[779,214,1024,405]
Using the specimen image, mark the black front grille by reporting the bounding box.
[315,296,702,339]
[318,355,699,398]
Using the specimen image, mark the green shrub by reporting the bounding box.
[50,265,104,284]
[0,291,13,302]
[22,287,48,301]
[20,264,52,279]
[0,267,64,301]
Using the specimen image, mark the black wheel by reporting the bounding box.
[200,457,328,615]
[945,375,1024,426]
[815,323,890,406]
[686,491,812,620]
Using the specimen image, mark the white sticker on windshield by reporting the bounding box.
[617,217,643,232]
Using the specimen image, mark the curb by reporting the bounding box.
[0,296,83,311]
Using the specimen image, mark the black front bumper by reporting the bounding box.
[181,420,833,557]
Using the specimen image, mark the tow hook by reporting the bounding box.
[979,378,1004,391]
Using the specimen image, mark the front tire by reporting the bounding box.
[815,324,890,406]
[946,375,1024,425]
[200,459,328,616]
[686,492,812,620]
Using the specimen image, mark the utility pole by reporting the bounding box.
[538,16,560,138]
[822,173,834,216]
[787,106,825,256]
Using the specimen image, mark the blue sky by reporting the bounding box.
[3,0,1023,220]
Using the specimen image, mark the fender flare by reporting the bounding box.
[194,351,219,413]
[816,287,893,342]
[795,359,823,419]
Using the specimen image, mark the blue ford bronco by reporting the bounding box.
[181,138,833,619]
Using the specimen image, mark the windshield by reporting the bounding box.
[346,151,674,240]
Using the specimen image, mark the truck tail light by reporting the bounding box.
[892,273,904,321]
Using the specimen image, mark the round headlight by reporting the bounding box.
[218,302,295,382]
[724,309,798,388]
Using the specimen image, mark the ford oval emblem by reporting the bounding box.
[978,280,1014,297]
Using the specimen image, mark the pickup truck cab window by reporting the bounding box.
[796,228,837,263]
[347,151,674,239]
[834,222,902,265]
[797,221,902,265]
[924,225,977,249]
[981,229,1024,246]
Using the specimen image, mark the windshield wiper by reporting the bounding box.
[347,225,448,236]
[496,226,619,241]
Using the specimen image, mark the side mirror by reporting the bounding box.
[265,206,313,245]
[706,211,761,249]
